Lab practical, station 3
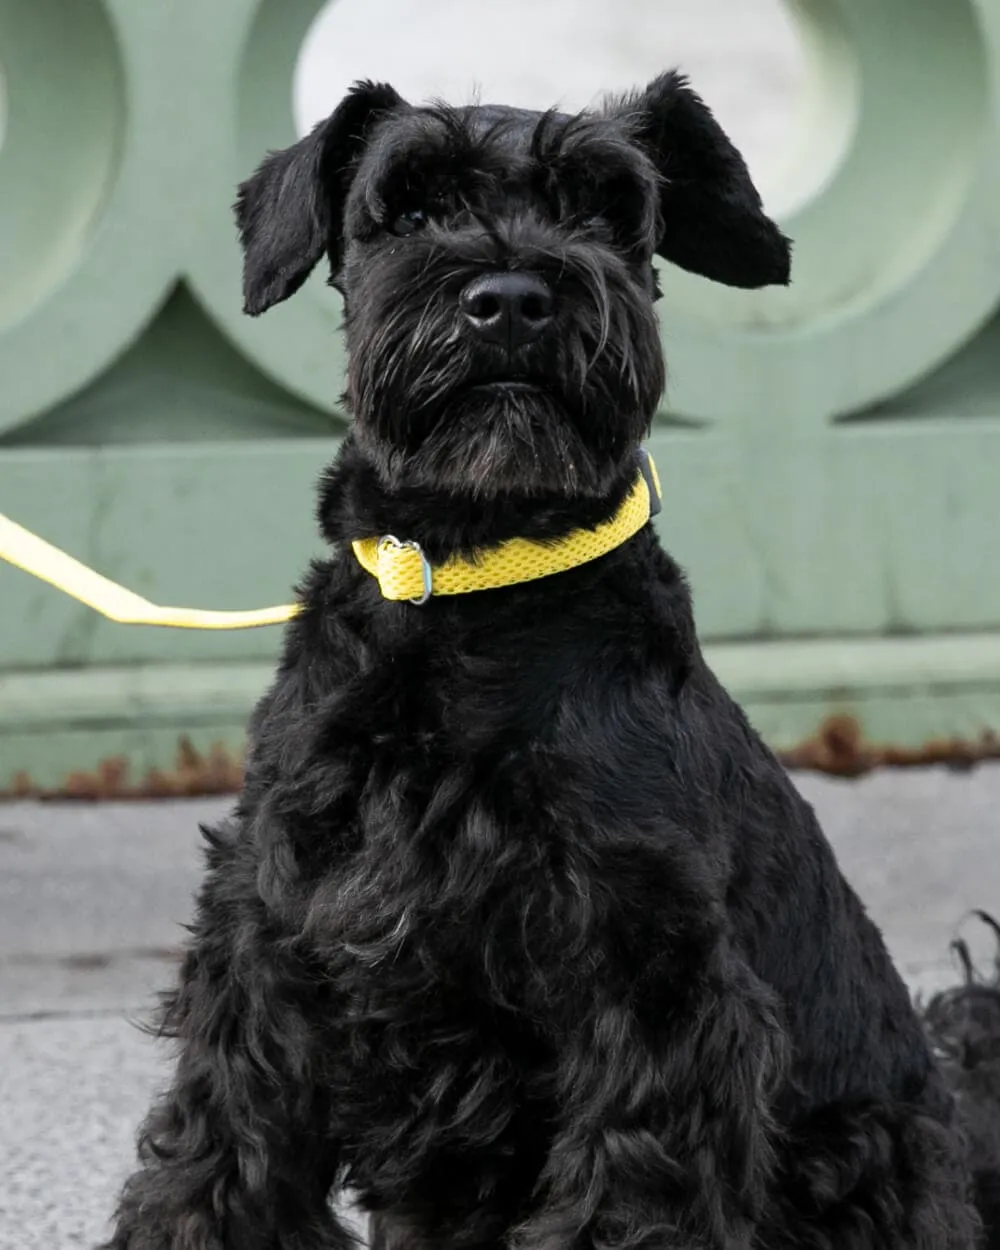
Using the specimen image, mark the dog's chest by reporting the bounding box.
[288,594,702,1148]
[318,732,684,1073]
[320,772,573,1177]
[308,620,694,1008]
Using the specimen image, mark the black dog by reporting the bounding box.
[104,74,992,1250]
[923,916,1000,1249]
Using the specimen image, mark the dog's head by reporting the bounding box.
[236,74,790,498]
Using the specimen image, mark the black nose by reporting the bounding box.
[459,272,555,347]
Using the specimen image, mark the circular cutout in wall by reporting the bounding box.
[294,0,807,206]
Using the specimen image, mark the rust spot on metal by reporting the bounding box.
[778,714,1000,777]
[2,737,244,802]
[5,718,1000,798]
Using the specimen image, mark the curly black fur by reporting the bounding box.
[103,73,992,1250]
[921,915,1000,1249]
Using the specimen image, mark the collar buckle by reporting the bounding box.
[378,535,433,605]
[636,447,662,519]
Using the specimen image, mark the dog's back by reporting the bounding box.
[923,921,1000,1247]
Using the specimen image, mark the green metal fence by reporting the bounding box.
[3,0,1000,789]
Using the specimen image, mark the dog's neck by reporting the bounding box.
[318,436,642,566]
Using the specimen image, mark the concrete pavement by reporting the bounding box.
[2,768,999,1249]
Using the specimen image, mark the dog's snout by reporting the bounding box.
[459,272,555,348]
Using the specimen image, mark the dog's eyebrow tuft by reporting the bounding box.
[359,105,532,221]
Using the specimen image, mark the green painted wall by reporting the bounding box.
[3,0,1000,788]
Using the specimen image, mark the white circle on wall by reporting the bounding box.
[294,0,807,205]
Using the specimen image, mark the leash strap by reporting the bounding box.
[0,513,298,630]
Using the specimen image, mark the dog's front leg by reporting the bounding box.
[518,943,785,1250]
[101,828,348,1250]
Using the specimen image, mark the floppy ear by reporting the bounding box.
[235,80,405,316]
[622,71,791,289]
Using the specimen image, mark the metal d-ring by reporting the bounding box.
[378,535,434,606]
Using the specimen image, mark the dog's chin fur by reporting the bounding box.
[353,386,639,500]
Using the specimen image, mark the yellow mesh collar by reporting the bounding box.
[0,452,660,627]
[352,452,661,603]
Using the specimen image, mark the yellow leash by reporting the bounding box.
[0,452,660,628]
[0,513,298,630]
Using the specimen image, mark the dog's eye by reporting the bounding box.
[390,209,428,237]
[578,213,615,241]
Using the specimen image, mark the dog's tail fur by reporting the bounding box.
[921,912,1000,1247]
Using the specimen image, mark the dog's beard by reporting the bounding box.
[377,386,606,498]
[342,236,665,499]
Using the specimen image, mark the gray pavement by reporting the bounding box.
[2,770,1000,1250]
